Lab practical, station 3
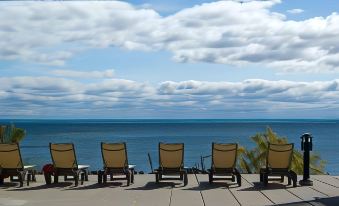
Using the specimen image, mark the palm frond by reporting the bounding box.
[0,124,26,143]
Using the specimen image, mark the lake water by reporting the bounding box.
[1,119,338,174]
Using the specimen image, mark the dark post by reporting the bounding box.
[299,133,313,186]
[147,153,154,173]
[200,156,205,172]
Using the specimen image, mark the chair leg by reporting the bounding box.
[85,170,89,181]
[263,174,268,186]
[281,175,284,183]
[27,173,31,186]
[237,174,242,187]
[0,177,4,185]
[155,172,159,183]
[260,172,263,182]
[103,173,107,184]
[287,175,291,185]
[45,173,52,184]
[183,172,188,186]
[289,171,297,187]
[98,171,103,184]
[80,173,85,185]
[110,174,113,181]
[126,172,130,186]
[208,172,213,184]
[32,170,36,182]
[74,173,79,187]
[232,175,235,182]
[19,173,24,187]
[131,171,134,184]
[234,169,242,187]
[54,174,59,183]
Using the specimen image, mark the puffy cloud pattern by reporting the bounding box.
[0,1,339,72]
[1,76,338,118]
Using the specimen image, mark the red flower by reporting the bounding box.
[42,164,55,174]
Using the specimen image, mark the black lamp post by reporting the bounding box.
[299,133,313,186]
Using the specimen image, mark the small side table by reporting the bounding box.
[78,165,90,181]
[24,165,37,184]
[63,165,90,181]
[9,165,36,186]
[129,165,136,183]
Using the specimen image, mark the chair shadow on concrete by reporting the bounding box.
[65,182,125,190]
[125,181,180,191]
[183,181,238,191]
[238,181,293,192]
[5,182,74,191]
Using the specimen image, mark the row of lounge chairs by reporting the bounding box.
[0,142,297,188]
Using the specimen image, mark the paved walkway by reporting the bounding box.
[1,174,339,206]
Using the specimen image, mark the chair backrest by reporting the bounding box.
[267,143,294,169]
[101,142,128,169]
[159,143,184,169]
[0,143,23,169]
[212,143,238,169]
[50,143,78,169]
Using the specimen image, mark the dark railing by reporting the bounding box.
[147,153,154,173]
[200,155,211,173]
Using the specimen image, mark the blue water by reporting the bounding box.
[1,119,338,174]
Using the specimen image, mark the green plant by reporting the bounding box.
[0,124,26,143]
[238,127,326,175]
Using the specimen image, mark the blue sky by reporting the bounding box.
[0,0,339,119]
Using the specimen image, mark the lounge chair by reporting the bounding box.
[98,142,134,186]
[49,143,87,186]
[208,143,241,186]
[0,143,34,187]
[260,143,297,187]
[154,143,188,186]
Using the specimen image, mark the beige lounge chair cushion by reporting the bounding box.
[159,143,183,168]
[0,143,23,169]
[102,143,127,168]
[50,143,77,169]
[268,143,293,169]
[213,143,237,169]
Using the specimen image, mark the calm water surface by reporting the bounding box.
[1,119,338,174]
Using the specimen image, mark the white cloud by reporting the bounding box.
[287,9,304,14]
[0,1,339,73]
[0,76,338,118]
[0,1,160,65]
[50,69,115,79]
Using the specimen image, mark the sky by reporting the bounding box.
[0,0,339,119]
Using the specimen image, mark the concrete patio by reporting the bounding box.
[1,174,339,206]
